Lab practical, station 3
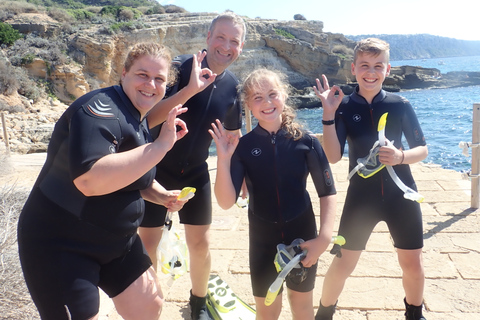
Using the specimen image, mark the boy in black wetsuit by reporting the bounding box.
[313,38,428,320]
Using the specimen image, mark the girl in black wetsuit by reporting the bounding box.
[209,68,337,320]
[17,43,189,320]
[313,38,428,320]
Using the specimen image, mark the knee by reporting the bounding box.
[118,296,164,320]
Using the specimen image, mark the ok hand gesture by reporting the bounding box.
[313,74,344,118]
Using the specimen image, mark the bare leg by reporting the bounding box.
[112,267,163,320]
[320,249,362,307]
[397,248,425,306]
[184,224,211,297]
[288,289,314,320]
[255,294,282,320]
[138,226,164,272]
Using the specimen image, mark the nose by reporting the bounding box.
[145,77,156,88]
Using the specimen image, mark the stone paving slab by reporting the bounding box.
[4,153,479,319]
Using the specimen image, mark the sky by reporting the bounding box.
[159,0,478,41]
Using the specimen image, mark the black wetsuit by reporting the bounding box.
[17,85,154,320]
[142,52,242,227]
[335,87,427,250]
[230,125,336,296]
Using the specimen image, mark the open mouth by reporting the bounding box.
[140,90,154,97]
[262,108,275,114]
[364,78,377,83]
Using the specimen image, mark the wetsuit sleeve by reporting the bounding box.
[69,107,121,180]
[223,97,242,131]
[334,111,348,156]
[307,135,337,197]
[402,100,426,148]
[230,149,245,198]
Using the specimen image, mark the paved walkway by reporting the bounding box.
[4,153,480,319]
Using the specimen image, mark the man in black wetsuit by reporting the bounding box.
[140,11,246,320]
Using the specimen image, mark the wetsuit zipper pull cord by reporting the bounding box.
[271,133,276,145]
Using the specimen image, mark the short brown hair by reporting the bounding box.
[353,38,390,63]
[209,11,247,43]
[123,42,177,85]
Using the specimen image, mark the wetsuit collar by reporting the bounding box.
[351,86,387,105]
[114,85,143,122]
[253,124,287,137]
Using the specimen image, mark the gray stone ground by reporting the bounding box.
[5,153,479,319]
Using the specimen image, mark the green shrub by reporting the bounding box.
[67,8,95,21]
[0,22,22,46]
[274,28,295,39]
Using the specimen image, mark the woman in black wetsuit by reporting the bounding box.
[17,43,189,320]
[209,68,337,320]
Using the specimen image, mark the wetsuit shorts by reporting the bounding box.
[248,206,318,297]
[141,162,212,227]
[338,173,424,251]
[18,189,152,320]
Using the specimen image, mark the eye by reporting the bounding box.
[155,77,166,83]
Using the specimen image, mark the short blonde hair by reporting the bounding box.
[209,11,247,43]
[353,38,390,63]
[123,42,176,85]
[240,68,303,140]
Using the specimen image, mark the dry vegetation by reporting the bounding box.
[0,154,39,320]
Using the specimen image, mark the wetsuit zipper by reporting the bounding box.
[179,83,217,174]
[271,132,285,239]
[369,103,385,198]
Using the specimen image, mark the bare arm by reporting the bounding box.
[300,194,336,268]
[314,75,345,163]
[74,106,188,196]
[209,119,239,209]
[147,51,217,128]
[379,144,428,166]
[140,180,188,212]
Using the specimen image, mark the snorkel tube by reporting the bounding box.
[377,113,424,203]
[264,236,346,306]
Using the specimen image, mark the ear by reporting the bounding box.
[351,62,356,75]
[386,63,391,76]
[121,68,127,80]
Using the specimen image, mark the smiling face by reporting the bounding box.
[246,77,286,133]
[121,54,169,119]
[206,19,244,74]
[351,51,391,103]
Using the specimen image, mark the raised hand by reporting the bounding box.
[188,51,217,93]
[156,105,188,150]
[208,119,239,160]
[313,74,344,117]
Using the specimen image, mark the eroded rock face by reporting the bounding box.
[20,13,356,104]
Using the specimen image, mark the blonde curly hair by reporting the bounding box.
[240,68,303,140]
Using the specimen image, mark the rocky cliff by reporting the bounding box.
[5,12,480,107]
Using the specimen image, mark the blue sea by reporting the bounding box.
[296,55,480,173]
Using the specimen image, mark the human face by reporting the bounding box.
[206,19,244,74]
[121,55,169,119]
[351,52,391,102]
[247,79,285,133]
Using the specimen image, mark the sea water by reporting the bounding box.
[296,55,480,173]
[297,85,480,173]
[213,56,480,173]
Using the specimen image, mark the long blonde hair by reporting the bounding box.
[240,68,303,140]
